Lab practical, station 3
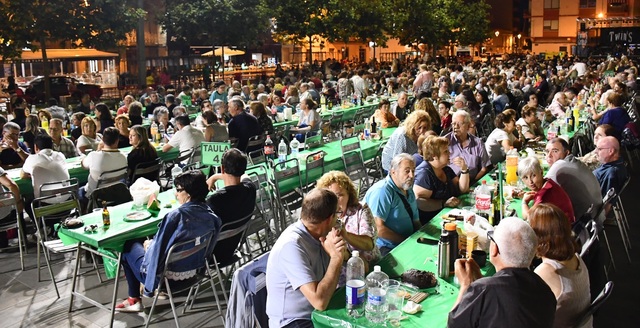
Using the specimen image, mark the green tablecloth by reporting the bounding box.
[6,145,179,195]
[312,209,496,328]
[58,189,178,252]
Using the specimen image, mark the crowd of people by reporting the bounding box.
[0,52,637,327]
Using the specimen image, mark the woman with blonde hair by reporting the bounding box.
[76,117,102,154]
[381,110,431,172]
[414,97,442,135]
[114,114,131,148]
[316,171,379,276]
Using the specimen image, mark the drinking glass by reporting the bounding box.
[385,279,404,327]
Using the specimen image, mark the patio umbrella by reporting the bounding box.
[202,47,245,57]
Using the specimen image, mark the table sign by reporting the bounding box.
[201,141,231,166]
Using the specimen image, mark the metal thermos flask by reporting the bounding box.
[438,231,451,279]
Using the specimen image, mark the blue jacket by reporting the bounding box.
[141,201,221,295]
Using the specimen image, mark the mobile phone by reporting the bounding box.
[417,237,438,245]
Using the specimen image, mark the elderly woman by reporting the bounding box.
[249,101,274,135]
[370,98,399,128]
[115,114,131,148]
[128,101,144,126]
[152,106,174,135]
[381,110,431,172]
[316,171,380,278]
[529,203,591,328]
[516,105,545,141]
[518,156,575,223]
[127,125,159,184]
[115,171,221,312]
[76,117,102,154]
[485,109,523,165]
[70,112,86,142]
[94,103,114,134]
[589,92,630,135]
[578,124,616,170]
[23,114,47,153]
[202,110,229,142]
[414,136,470,224]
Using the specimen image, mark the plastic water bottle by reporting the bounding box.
[166,125,174,139]
[31,105,36,114]
[171,164,182,182]
[277,139,287,163]
[364,118,371,141]
[365,265,389,323]
[264,135,274,160]
[475,180,491,219]
[346,250,365,318]
[289,138,300,159]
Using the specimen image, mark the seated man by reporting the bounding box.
[49,118,80,159]
[227,98,263,152]
[391,91,411,121]
[266,188,345,328]
[545,138,604,224]
[206,148,256,265]
[364,153,419,255]
[81,127,127,201]
[0,166,23,249]
[448,217,557,328]
[162,115,205,162]
[593,136,628,198]
[0,122,29,169]
[445,111,491,181]
[21,134,70,198]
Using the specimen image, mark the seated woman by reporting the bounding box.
[127,125,159,184]
[529,203,591,328]
[438,101,452,133]
[381,110,431,172]
[250,101,274,135]
[370,99,399,128]
[115,171,221,312]
[578,124,616,170]
[94,103,115,134]
[290,98,320,139]
[70,112,86,142]
[518,156,575,223]
[589,92,630,137]
[128,101,144,126]
[413,135,470,224]
[76,117,102,154]
[316,171,380,281]
[23,114,46,153]
[202,110,229,142]
[516,105,545,141]
[485,108,523,165]
[415,97,442,135]
[114,114,131,148]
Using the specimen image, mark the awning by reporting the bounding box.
[1,48,119,62]
[202,47,245,57]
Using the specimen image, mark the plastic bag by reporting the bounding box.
[463,214,494,252]
[129,177,160,206]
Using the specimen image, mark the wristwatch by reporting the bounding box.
[460,169,469,174]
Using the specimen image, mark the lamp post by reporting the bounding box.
[369,41,377,61]
[517,34,522,54]
[495,31,500,53]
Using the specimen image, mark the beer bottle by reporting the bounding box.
[102,201,110,228]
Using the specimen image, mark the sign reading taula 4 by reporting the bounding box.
[201,141,231,167]
[600,27,640,46]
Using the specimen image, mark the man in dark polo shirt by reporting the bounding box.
[227,98,263,152]
[205,148,256,265]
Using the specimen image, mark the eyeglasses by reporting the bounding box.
[175,187,185,193]
[487,230,500,254]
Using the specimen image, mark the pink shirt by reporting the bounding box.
[535,179,576,223]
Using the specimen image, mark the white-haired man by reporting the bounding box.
[448,217,556,328]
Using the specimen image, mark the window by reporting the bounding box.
[580,0,596,7]
[544,0,560,9]
[544,20,559,30]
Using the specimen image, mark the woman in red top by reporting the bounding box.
[518,156,575,223]
[438,101,452,133]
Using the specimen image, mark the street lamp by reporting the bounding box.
[495,31,500,38]
[369,41,376,61]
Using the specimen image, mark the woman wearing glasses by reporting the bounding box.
[316,171,380,278]
[116,170,221,312]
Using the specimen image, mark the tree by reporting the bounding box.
[0,0,144,100]
[455,1,491,55]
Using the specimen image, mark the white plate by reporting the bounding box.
[123,211,152,222]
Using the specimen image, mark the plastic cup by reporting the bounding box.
[385,280,404,327]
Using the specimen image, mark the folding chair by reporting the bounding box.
[270,158,305,232]
[341,137,370,193]
[32,192,99,298]
[329,111,344,139]
[225,252,270,328]
[305,131,323,149]
[574,281,614,328]
[89,182,133,211]
[271,124,290,146]
[610,175,632,264]
[248,149,268,166]
[145,230,217,328]
[130,158,162,186]
[302,151,325,194]
[39,178,79,240]
[365,140,388,185]
[319,115,333,142]
[0,191,27,270]
[243,167,278,257]
[246,135,266,153]
[163,148,194,189]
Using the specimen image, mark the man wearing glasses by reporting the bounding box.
[448,218,556,328]
[545,137,604,225]
[49,118,80,159]
[0,122,29,169]
[593,136,628,199]
[445,111,490,182]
